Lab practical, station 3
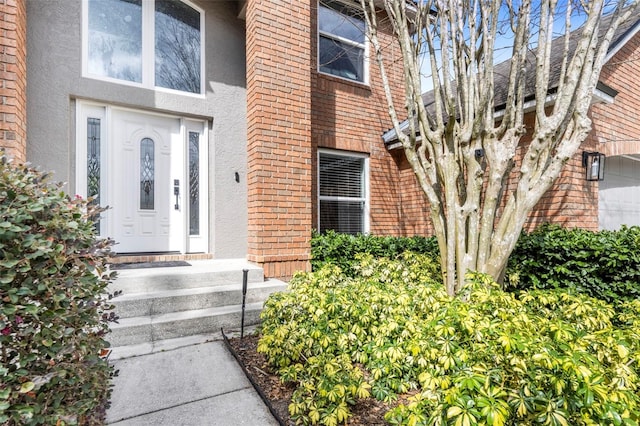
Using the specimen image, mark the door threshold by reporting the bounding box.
[108,253,213,265]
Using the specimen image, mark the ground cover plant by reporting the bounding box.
[0,155,115,425]
[258,253,640,425]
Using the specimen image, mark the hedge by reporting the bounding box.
[0,155,115,425]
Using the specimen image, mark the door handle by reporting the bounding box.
[174,179,180,210]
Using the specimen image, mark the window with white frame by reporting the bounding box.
[318,0,367,83]
[319,151,368,235]
[85,0,203,94]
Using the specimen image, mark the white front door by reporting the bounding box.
[110,109,183,253]
[76,103,209,254]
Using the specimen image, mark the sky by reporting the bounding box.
[417,0,625,92]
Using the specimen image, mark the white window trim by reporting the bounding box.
[184,118,209,253]
[81,0,206,98]
[317,0,370,85]
[317,148,370,234]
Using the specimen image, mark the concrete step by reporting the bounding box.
[108,259,264,294]
[107,302,265,348]
[105,259,288,348]
[112,279,287,319]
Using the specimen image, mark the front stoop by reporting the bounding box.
[106,259,287,348]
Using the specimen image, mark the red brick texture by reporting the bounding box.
[245,1,428,278]
[310,6,431,238]
[245,3,638,278]
[526,146,600,231]
[386,32,640,235]
[0,0,26,162]
[245,0,314,278]
[527,30,640,231]
[591,30,640,158]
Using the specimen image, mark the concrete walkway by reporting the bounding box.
[106,333,279,426]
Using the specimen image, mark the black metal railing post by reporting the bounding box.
[241,269,248,338]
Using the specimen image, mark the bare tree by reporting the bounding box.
[360,0,639,295]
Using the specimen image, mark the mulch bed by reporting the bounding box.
[227,333,392,425]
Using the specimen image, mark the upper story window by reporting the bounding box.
[318,0,367,84]
[85,0,203,95]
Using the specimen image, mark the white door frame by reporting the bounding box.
[75,101,209,254]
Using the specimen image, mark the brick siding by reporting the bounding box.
[592,30,640,158]
[0,0,26,162]
[527,29,640,231]
[385,32,640,236]
[248,3,636,279]
[310,6,430,238]
[245,0,314,278]
[246,1,427,278]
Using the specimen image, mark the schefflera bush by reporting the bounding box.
[258,253,640,426]
[0,156,115,425]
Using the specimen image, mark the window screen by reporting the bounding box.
[319,153,366,235]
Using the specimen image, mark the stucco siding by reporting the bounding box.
[26,0,247,258]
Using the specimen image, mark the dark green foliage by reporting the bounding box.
[311,230,439,277]
[259,254,640,425]
[506,224,640,303]
[0,155,115,425]
[314,225,640,303]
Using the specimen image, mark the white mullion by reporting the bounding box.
[142,0,155,88]
[199,3,205,94]
[319,31,365,50]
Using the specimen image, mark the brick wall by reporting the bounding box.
[526,145,599,231]
[527,30,640,231]
[0,0,26,162]
[311,6,429,237]
[591,30,640,158]
[246,5,637,279]
[393,150,434,235]
[502,110,600,231]
[385,32,640,236]
[245,1,424,278]
[245,0,313,278]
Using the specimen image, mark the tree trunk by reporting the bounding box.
[360,0,638,294]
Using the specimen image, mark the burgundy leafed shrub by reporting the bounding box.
[0,154,115,425]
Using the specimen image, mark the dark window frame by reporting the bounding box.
[317,0,368,84]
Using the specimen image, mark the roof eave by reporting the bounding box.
[384,83,618,147]
[604,17,640,62]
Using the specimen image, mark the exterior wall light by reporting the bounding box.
[582,151,605,181]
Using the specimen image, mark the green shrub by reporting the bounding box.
[311,230,439,277]
[0,156,115,425]
[258,253,640,426]
[506,224,640,303]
